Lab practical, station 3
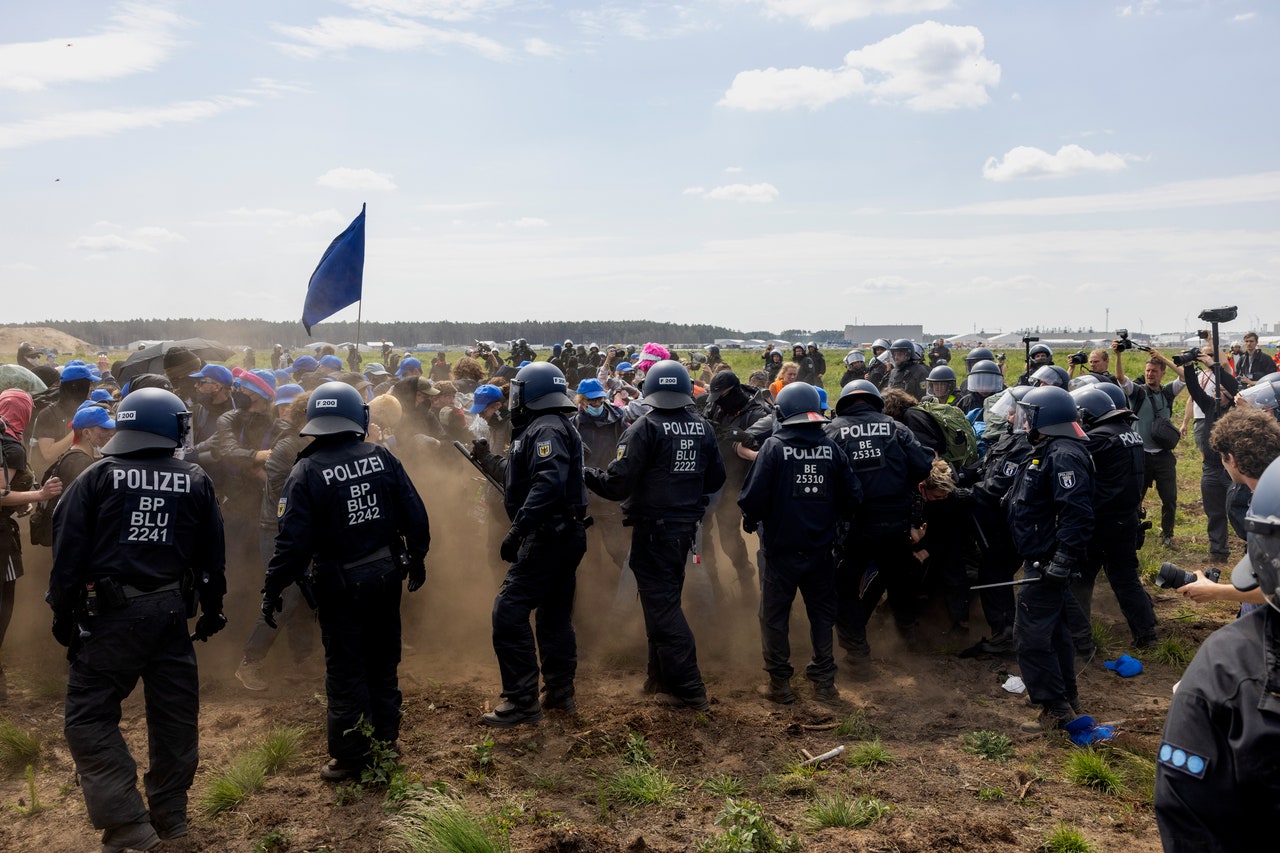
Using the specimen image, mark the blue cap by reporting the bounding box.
[319,354,343,371]
[816,387,829,410]
[469,384,504,413]
[577,378,607,399]
[518,360,531,367]
[60,364,95,382]
[190,363,234,387]
[616,362,634,372]
[292,355,318,374]
[274,369,292,385]
[397,357,422,376]
[274,383,305,407]
[72,404,115,430]
[90,389,114,403]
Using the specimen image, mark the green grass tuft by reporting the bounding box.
[977,786,1004,802]
[1064,748,1126,796]
[805,793,890,829]
[1150,636,1193,667]
[0,717,41,775]
[960,730,1015,762]
[1113,748,1157,805]
[703,773,746,798]
[603,764,678,807]
[846,738,892,769]
[202,754,266,816]
[698,798,801,853]
[1039,823,1096,853]
[392,790,511,853]
[621,731,654,766]
[1089,620,1116,658]
[834,709,877,740]
[253,725,305,774]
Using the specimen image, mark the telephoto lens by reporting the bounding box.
[1155,562,1197,589]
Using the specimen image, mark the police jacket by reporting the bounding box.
[708,393,774,486]
[585,406,726,524]
[738,423,860,552]
[1005,434,1095,563]
[49,450,226,611]
[972,430,1032,509]
[265,436,429,593]
[886,361,929,397]
[1154,605,1280,852]
[809,350,826,378]
[825,403,933,531]
[866,358,889,389]
[953,388,998,417]
[794,355,818,385]
[1083,418,1144,518]
[500,412,588,533]
[838,368,866,388]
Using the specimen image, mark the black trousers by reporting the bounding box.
[836,527,918,654]
[629,521,706,702]
[64,589,197,831]
[971,501,1019,635]
[1070,515,1156,646]
[1013,563,1078,715]
[491,524,587,703]
[315,560,403,765]
[1142,450,1178,538]
[759,548,837,684]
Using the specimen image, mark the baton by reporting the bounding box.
[452,440,505,494]
[970,561,1043,591]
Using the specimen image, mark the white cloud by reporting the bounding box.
[982,144,1133,181]
[688,183,780,203]
[720,21,999,112]
[509,217,549,228]
[0,3,183,92]
[0,95,253,150]
[1233,12,1256,22]
[725,166,743,173]
[237,78,311,97]
[316,167,398,191]
[842,274,921,296]
[570,4,713,40]
[750,0,954,29]
[345,0,516,22]
[273,14,508,61]
[71,224,187,253]
[922,171,1280,216]
[1119,0,1161,16]
[524,37,559,57]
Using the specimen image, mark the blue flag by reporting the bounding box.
[303,203,365,335]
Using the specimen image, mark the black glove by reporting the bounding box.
[52,610,76,648]
[500,527,524,563]
[261,592,284,628]
[192,612,227,642]
[1043,555,1075,587]
[471,438,491,462]
[742,517,758,535]
[406,559,426,592]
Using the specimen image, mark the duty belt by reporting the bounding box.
[340,546,392,571]
[122,580,182,599]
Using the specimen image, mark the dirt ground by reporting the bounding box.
[0,467,1235,853]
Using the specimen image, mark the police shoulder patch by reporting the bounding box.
[616,444,627,461]
[1158,741,1208,778]
[1058,470,1076,490]
[537,441,552,458]
[277,497,287,518]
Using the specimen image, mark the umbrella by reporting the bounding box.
[117,338,235,387]
[0,363,47,395]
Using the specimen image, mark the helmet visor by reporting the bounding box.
[969,372,1002,395]
[1241,381,1279,412]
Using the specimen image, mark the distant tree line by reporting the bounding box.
[18,319,761,350]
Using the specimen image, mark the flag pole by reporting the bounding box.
[356,300,363,358]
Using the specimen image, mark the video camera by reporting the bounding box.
[1022,335,1039,345]
[1154,561,1220,590]
[1198,306,1238,325]
[1113,329,1150,354]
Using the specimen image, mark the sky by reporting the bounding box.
[2,0,1277,337]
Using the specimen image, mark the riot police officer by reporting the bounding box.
[49,388,227,852]
[262,383,430,781]
[471,362,588,727]
[1017,343,1055,386]
[838,350,867,387]
[1154,455,1280,849]
[739,383,860,703]
[953,359,1005,415]
[585,360,726,710]
[866,339,891,389]
[1067,387,1156,651]
[1006,386,1096,730]
[885,339,929,397]
[824,380,934,677]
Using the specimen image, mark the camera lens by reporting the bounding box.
[1154,562,1196,589]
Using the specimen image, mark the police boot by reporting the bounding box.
[541,687,577,715]
[844,650,873,682]
[482,697,544,728]
[100,820,159,853]
[320,758,365,782]
[763,675,796,705]
[812,682,840,704]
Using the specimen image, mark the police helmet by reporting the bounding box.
[1029,364,1070,388]
[1028,343,1054,365]
[872,338,890,353]
[1067,374,1100,391]
[775,382,824,425]
[1240,380,1280,414]
[516,338,527,347]
[301,381,369,437]
[510,362,575,414]
[1233,456,1280,604]
[792,342,806,354]
[563,339,574,349]
[913,342,925,361]
[1070,386,1117,428]
[965,346,995,369]
[990,385,1032,428]
[889,338,914,354]
[967,359,1003,395]
[844,350,865,367]
[1017,386,1085,439]
[641,359,694,409]
[806,342,818,351]
[102,387,191,455]
[926,364,956,397]
[1093,381,1130,412]
[836,379,883,414]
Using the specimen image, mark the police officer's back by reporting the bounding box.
[49,388,226,851]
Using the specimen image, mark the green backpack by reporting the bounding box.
[916,401,979,467]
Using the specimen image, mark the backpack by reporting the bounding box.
[916,401,979,467]
[27,445,87,547]
[20,386,61,469]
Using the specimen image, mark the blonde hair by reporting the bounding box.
[922,457,956,494]
[369,394,403,430]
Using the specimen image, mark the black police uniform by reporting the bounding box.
[866,357,889,390]
[1005,434,1095,719]
[967,429,1034,645]
[705,388,774,604]
[824,403,934,658]
[1068,418,1156,649]
[585,407,726,708]
[265,438,429,768]
[792,350,818,385]
[886,361,929,398]
[739,424,860,689]
[486,411,588,713]
[49,451,225,840]
[1154,605,1280,851]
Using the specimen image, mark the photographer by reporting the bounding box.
[1115,345,1186,548]
[1068,349,1119,385]
[1183,349,1240,561]
[1234,331,1277,387]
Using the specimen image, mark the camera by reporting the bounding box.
[1171,347,1202,367]
[1022,335,1039,344]
[1113,329,1149,353]
[1198,306,1238,325]
[1069,350,1089,366]
[1154,561,1221,590]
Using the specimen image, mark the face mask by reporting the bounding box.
[232,391,255,410]
[585,404,605,416]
